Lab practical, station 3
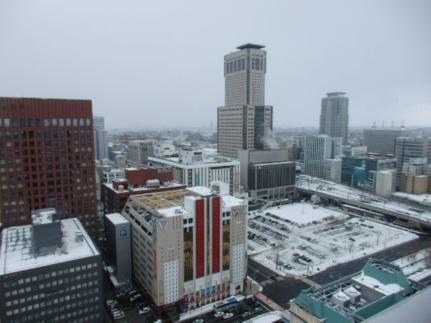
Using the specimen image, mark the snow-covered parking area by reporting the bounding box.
[248,202,418,276]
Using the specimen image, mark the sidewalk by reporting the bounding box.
[254,293,283,311]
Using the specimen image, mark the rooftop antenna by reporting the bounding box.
[382,121,385,128]
[401,121,405,129]
[372,121,376,128]
[391,120,394,128]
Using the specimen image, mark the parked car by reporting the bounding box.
[138,307,151,315]
[223,312,234,319]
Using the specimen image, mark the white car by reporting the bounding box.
[214,311,224,318]
[223,312,234,319]
[138,307,151,315]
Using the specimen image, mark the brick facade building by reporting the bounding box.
[0,97,98,238]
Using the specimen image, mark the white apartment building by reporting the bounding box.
[149,150,240,196]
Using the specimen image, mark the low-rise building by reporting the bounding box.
[399,162,431,194]
[341,155,397,193]
[122,187,247,319]
[104,213,132,288]
[102,167,185,213]
[375,170,396,197]
[239,149,296,200]
[127,140,154,166]
[149,149,240,196]
[323,159,342,183]
[0,209,104,323]
[290,259,423,323]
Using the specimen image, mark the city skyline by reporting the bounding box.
[1,0,430,130]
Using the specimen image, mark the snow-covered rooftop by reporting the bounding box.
[0,218,99,275]
[158,206,191,218]
[264,203,346,225]
[149,155,239,168]
[187,186,212,196]
[352,273,404,295]
[31,208,56,225]
[222,195,246,208]
[104,181,183,193]
[106,213,129,225]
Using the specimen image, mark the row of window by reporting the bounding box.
[6,291,100,309]
[3,263,98,289]
[1,118,92,128]
[6,304,101,322]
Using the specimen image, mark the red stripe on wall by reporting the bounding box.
[195,199,205,278]
[212,196,221,274]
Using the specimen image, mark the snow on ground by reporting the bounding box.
[392,192,431,207]
[297,175,431,223]
[248,202,418,277]
[391,248,431,282]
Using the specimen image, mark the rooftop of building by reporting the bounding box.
[126,187,245,217]
[236,43,265,50]
[326,92,346,97]
[149,152,238,167]
[0,217,99,275]
[104,181,184,193]
[292,259,421,322]
[105,213,129,225]
[364,285,431,323]
[244,311,288,323]
[31,208,58,225]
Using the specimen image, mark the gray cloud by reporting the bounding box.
[0,0,430,130]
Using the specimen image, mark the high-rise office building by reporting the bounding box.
[319,92,349,144]
[93,116,108,161]
[122,187,247,319]
[217,44,273,159]
[304,135,342,178]
[224,43,266,106]
[363,127,405,155]
[0,209,104,323]
[0,97,99,238]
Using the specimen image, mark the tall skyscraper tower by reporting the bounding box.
[224,43,266,106]
[0,97,99,238]
[93,115,108,161]
[319,92,349,144]
[218,44,273,159]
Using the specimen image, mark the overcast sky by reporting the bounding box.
[1,0,430,130]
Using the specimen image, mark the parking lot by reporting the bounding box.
[249,202,418,276]
[102,271,158,323]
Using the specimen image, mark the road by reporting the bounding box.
[248,258,309,309]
